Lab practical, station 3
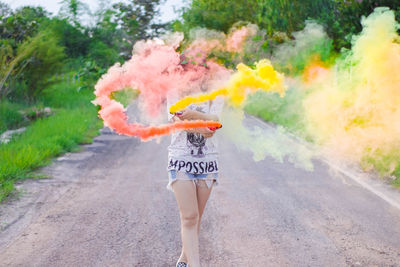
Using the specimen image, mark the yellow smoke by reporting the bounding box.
[169,59,286,113]
[303,8,400,173]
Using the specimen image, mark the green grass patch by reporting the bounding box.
[392,177,400,188]
[40,81,94,109]
[0,82,102,202]
[360,147,400,186]
[0,100,26,134]
[391,159,400,188]
[0,108,101,201]
[244,88,313,142]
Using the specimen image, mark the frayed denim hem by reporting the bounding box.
[167,170,219,192]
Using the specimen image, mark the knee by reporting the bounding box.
[181,211,199,228]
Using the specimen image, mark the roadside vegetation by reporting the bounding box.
[0,0,166,201]
[1,0,400,201]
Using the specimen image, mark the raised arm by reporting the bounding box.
[176,109,219,122]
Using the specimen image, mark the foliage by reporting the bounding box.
[39,81,93,109]
[0,0,171,201]
[360,147,400,184]
[181,0,258,33]
[91,7,124,52]
[180,0,400,51]
[244,89,312,141]
[256,0,334,35]
[393,176,400,188]
[58,0,90,27]
[0,107,101,201]
[88,40,120,68]
[0,100,25,134]
[0,30,65,100]
[112,0,168,57]
[327,0,400,49]
[17,30,65,98]
[0,83,102,201]
[1,0,169,102]
[0,2,11,17]
[0,5,50,44]
[71,59,106,90]
[43,18,91,58]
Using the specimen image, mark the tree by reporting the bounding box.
[91,3,123,49]
[112,0,168,57]
[58,0,90,28]
[179,0,400,51]
[256,0,334,35]
[181,0,259,33]
[326,0,400,49]
[44,18,91,57]
[0,30,65,99]
[0,6,49,43]
[0,2,11,18]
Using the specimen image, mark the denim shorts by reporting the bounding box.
[167,170,218,192]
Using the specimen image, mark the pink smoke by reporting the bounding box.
[226,26,257,53]
[93,38,227,140]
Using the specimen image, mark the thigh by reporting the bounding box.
[196,180,214,217]
[172,180,199,216]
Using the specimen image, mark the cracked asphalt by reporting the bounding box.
[1,115,400,266]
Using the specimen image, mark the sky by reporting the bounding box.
[3,0,186,23]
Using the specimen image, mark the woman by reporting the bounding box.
[167,96,224,267]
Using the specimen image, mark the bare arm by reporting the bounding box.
[171,112,216,138]
[177,110,219,122]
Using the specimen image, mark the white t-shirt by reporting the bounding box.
[167,95,224,174]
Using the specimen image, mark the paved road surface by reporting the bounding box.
[1,115,400,266]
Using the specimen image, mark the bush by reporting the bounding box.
[88,40,121,68]
[16,30,66,99]
[181,0,259,33]
[39,81,95,109]
[0,30,65,100]
[44,18,91,58]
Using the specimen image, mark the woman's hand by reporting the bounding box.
[172,110,217,138]
[176,109,202,121]
[195,127,215,138]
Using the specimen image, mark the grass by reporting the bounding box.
[246,90,400,188]
[0,101,26,134]
[244,88,313,142]
[392,161,400,188]
[393,177,400,188]
[360,148,400,189]
[0,82,102,202]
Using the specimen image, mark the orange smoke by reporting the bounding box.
[302,57,330,84]
[95,97,221,141]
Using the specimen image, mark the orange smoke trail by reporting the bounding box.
[94,87,221,142]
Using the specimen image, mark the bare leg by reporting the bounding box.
[196,180,214,234]
[172,180,200,267]
[176,180,214,264]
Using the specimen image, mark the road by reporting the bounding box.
[0,114,400,266]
